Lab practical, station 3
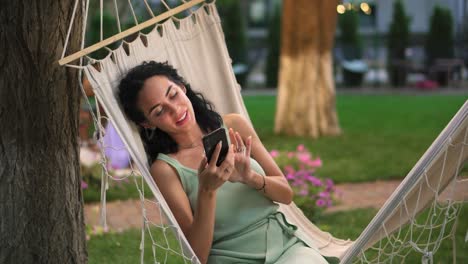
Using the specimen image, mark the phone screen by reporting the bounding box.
[202,127,229,166]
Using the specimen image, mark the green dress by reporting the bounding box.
[157,153,328,264]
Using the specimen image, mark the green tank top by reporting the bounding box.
[157,154,279,241]
[157,154,305,263]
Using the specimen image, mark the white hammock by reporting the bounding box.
[61,0,467,263]
[81,2,352,260]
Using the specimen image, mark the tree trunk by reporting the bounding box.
[0,1,87,263]
[275,0,341,138]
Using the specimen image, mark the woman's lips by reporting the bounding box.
[176,111,189,126]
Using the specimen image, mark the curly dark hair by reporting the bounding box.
[118,61,222,163]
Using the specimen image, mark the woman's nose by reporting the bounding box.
[167,103,180,116]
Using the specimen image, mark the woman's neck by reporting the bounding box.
[171,125,204,150]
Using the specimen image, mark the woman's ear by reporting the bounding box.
[181,85,187,93]
[140,121,154,129]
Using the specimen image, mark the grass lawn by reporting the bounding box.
[88,205,468,263]
[87,227,188,264]
[244,94,466,183]
[315,204,468,263]
[83,179,152,203]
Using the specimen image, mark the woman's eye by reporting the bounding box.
[155,108,164,116]
[170,91,178,98]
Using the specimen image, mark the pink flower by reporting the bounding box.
[284,165,295,174]
[292,178,305,186]
[316,199,326,207]
[307,176,322,187]
[326,179,334,189]
[297,152,311,163]
[299,189,309,196]
[81,180,88,189]
[307,158,322,168]
[270,145,334,211]
[318,191,330,198]
[304,174,315,182]
[297,144,305,152]
[269,150,280,158]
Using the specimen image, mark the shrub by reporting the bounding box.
[338,9,362,60]
[265,3,281,88]
[462,19,468,66]
[216,0,249,87]
[426,5,454,66]
[387,0,411,87]
[270,145,335,219]
[86,11,121,59]
[338,8,365,87]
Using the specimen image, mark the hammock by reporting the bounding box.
[61,1,467,263]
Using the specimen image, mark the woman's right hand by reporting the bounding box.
[197,142,235,192]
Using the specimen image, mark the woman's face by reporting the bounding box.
[136,75,196,134]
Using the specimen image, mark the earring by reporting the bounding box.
[145,127,156,140]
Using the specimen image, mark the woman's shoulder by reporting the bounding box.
[150,157,178,180]
[222,113,250,130]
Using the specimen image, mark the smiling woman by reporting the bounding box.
[118,61,223,161]
[117,61,329,264]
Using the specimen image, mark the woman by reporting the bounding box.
[118,61,328,264]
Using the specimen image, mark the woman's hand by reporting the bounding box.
[228,128,253,184]
[197,141,235,192]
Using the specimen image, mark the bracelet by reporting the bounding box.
[255,174,266,193]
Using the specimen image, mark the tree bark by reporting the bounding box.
[0,1,87,263]
[275,0,341,138]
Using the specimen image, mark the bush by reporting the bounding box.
[265,3,281,88]
[216,0,249,87]
[426,5,454,66]
[338,9,365,87]
[338,9,362,60]
[86,11,121,59]
[387,0,411,87]
[270,145,335,220]
[462,19,468,67]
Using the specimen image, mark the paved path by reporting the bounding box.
[84,179,468,231]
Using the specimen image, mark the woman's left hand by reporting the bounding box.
[228,128,253,183]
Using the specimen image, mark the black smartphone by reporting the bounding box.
[203,127,229,166]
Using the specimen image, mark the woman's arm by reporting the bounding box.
[150,143,234,264]
[224,114,293,204]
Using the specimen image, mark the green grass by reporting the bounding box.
[88,227,188,264]
[244,95,466,183]
[83,180,152,203]
[315,204,468,263]
[88,205,468,263]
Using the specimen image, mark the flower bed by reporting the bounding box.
[271,144,335,219]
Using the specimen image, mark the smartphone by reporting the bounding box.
[203,127,229,166]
